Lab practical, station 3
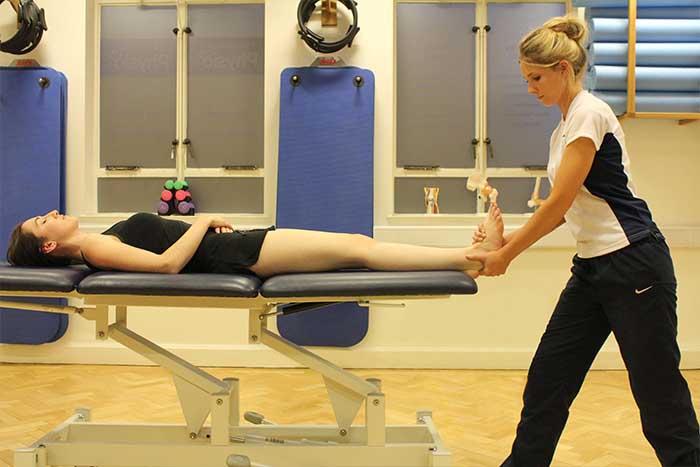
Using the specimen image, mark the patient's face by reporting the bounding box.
[21,210,78,243]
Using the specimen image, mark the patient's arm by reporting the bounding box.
[82,216,229,274]
[81,235,174,273]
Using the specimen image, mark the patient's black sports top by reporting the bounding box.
[82,212,274,274]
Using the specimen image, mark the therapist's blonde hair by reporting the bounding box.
[519,16,589,80]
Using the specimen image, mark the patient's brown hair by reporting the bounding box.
[6,223,71,267]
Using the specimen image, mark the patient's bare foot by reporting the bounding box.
[463,203,504,277]
[478,202,504,252]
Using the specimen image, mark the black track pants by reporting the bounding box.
[502,233,700,467]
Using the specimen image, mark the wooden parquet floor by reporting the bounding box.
[1,364,699,466]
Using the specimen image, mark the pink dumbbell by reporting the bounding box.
[161,190,173,202]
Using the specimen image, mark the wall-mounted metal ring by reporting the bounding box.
[297,0,360,54]
[0,0,48,55]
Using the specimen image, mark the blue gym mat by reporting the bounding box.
[0,67,69,344]
[276,66,375,347]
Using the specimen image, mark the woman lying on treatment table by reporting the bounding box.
[6,206,503,279]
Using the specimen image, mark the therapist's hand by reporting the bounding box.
[472,223,486,245]
[466,249,510,277]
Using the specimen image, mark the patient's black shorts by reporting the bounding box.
[196,226,276,274]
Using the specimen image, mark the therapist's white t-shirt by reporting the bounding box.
[548,90,658,259]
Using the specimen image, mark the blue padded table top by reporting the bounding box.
[0,263,92,293]
[0,264,478,298]
[78,272,262,298]
[261,271,477,297]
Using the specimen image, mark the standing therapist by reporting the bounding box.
[468,15,700,467]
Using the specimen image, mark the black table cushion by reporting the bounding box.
[0,263,92,293]
[77,272,262,297]
[260,270,478,298]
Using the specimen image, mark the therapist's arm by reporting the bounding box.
[473,216,564,245]
[500,217,565,245]
[469,137,596,276]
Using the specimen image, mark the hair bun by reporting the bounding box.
[544,16,588,45]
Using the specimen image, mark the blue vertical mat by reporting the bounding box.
[0,67,69,344]
[277,66,375,347]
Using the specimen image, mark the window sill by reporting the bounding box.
[79,213,275,233]
[375,223,700,249]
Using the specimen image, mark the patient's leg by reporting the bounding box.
[250,204,503,277]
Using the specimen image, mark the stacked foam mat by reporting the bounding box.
[574,0,700,115]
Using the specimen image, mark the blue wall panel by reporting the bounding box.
[0,67,69,344]
[276,66,374,347]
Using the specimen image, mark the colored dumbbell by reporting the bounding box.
[173,180,189,190]
[175,190,192,202]
[157,201,171,215]
[161,189,173,202]
[159,179,194,215]
[177,201,195,215]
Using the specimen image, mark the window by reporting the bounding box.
[94,1,265,215]
[395,1,565,216]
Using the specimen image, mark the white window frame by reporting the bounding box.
[391,0,572,223]
[84,0,270,228]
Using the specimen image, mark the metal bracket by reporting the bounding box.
[321,0,338,27]
[358,301,405,309]
[249,307,270,344]
[0,300,85,315]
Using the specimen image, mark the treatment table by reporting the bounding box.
[0,264,477,467]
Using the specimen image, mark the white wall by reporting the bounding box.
[1,0,699,369]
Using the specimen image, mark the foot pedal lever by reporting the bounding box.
[226,454,275,467]
[244,411,275,425]
[231,434,338,446]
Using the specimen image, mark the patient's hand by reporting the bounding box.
[206,216,233,233]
